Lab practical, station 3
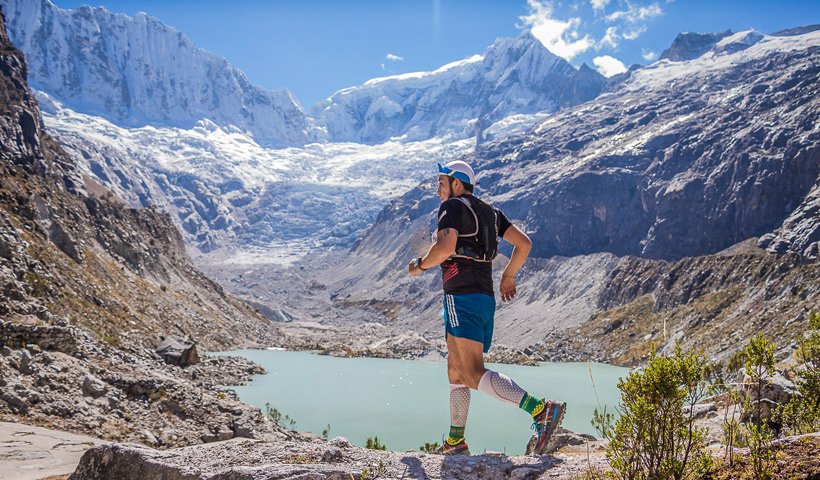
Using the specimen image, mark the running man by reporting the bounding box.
[408,160,565,456]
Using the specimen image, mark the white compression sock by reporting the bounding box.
[450,384,470,428]
[477,370,526,406]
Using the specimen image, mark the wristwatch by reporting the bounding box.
[415,257,427,271]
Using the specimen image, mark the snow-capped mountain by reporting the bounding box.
[354,28,820,261]
[0,0,611,260]
[312,31,605,144]
[1,0,606,149]
[315,28,819,360]
[0,0,309,147]
[37,90,475,258]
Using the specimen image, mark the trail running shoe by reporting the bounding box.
[527,399,566,455]
[432,437,471,456]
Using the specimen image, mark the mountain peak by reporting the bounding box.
[484,30,560,64]
[659,30,733,61]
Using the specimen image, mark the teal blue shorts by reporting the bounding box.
[443,293,496,353]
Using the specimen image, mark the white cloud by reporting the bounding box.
[518,0,593,61]
[593,55,627,77]
[599,26,620,49]
[590,0,611,12]
[385,53,404,62]
[642,48,658,61]
[606,2,663,23]
[622,26,647,40]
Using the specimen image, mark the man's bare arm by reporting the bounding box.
[499,225,531,301]
[408,228,457,276]
[501,224,532,277]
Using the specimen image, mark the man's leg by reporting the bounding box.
[444,349,471,446]
[447,334,540,413]
[448,334,565,454]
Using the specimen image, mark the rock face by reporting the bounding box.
[68,436,603,480]
[312,31,605,144]
[758,181,820,258]
[0,331,276,448]
[561,246,820,366]
[0,0,309,147]
[0,5,281,352]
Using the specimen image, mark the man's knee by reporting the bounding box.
[461,367,486,389]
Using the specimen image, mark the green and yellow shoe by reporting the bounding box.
[433,436,471,456]
[527,399,566,455]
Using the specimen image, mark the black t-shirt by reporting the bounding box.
[436,195,512,296]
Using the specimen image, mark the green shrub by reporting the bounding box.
[354,461,386,480]
[592,342,713,480]
[264,402,297,429]
[719,388,745,467]
[742,334,777,480]
[365,436,387,451]
[418,441,439,453]
[781,309,820,435]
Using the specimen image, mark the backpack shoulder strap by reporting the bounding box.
[454,197,479,237]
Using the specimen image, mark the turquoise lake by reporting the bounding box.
[215,349,628,455]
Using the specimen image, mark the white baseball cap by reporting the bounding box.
[437,160,475,186]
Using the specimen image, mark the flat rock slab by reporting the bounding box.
[0,421,106,480]
[68,437,599,480]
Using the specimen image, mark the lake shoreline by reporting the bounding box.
[272,320,613,367]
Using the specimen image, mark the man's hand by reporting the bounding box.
[408,259,422,277]
[500,275,517,302]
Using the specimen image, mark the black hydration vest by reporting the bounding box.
[452,195,499,262]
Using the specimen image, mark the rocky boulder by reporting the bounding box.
[156,336,200,367]
[741,371,797,427]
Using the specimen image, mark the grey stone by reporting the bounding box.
[742,371,796,406]
[231,419,255,439]
[691,402,718,420]
[18,348,35,374]
[156,336,200,367]
[549,428,597,451]
[142,430,158,445]
[322,447,343,463]
[330,436,352,448]
[82,374,106,398]
[510,467,540,480]
[1,389,29,413]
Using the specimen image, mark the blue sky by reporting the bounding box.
[53,0,819,108]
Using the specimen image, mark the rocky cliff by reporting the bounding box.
[0,7,284,445]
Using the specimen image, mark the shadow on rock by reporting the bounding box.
[440,453,563,479]
[401,456,432,480]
